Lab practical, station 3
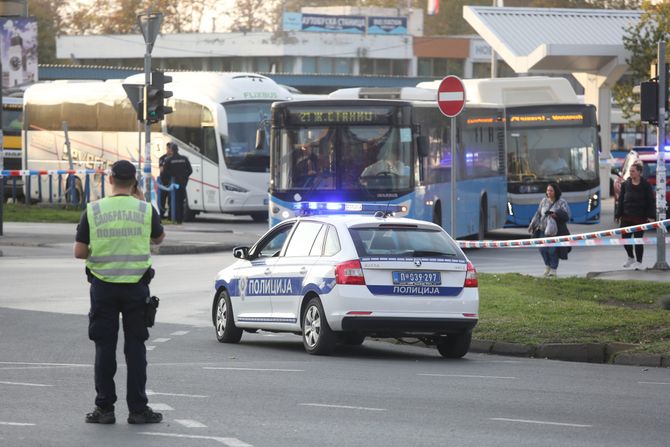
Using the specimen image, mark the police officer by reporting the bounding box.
[163,144,193,223]
[158,142,174,217]
[74,160,165,425]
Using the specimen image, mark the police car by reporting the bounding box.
[212,203,479,357]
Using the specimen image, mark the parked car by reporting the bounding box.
[212,205,479,357]
[612,149,670,217]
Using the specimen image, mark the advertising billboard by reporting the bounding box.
[1,17,38,88]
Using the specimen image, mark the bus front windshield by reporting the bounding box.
[507,126,598,184]
[222,102,272,173]
[274,125,412,191]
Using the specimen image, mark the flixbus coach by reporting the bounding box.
[419,77,601,226]
[23,72,297,221]
[267,87,508,240]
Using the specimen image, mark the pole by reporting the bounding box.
[143,49,151,203]
[653,40,669,270]
[0,57,4,236]
[450,117,457,236]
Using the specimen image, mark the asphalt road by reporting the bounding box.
[1,202,669,446]
[1,306,669,447]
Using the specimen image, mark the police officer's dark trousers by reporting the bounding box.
[88,277,150,413]
[174,182,187,223]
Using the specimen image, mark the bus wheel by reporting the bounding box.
[250,212,268,223]
[432,203,442,229]
[478,198,488,241]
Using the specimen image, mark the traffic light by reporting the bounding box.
[145,69,173,123]
[636,63,669,125]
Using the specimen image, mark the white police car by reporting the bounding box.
[212,203,479,357]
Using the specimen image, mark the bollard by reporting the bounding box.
[48,174,53,204]
[37,174,43,202]
[11,176,17,202]
[83,174,91,208]
[57,174,63,203]
[25,175,31,205]
[101,174,105,198]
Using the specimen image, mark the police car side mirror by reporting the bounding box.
[233,246,250,259]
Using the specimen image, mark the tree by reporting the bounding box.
[224,0,281,33]
[27,0,65,64]
[615,1,670,121]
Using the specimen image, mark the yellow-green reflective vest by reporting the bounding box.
[86,196,152,283]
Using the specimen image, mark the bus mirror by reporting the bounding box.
[417,136,429,158]
[233,246,250,259]
[255,129,266,151]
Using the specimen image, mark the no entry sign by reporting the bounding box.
[437,75,466,117]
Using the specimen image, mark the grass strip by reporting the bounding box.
[476,273,670,354]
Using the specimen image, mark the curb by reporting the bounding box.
[152,243,236,255]
[394,339,668,368]
[469,340,668,367]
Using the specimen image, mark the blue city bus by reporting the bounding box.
[268,91,507,239]
[419,77,601,226]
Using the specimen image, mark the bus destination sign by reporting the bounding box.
[508,112,585,127]
[288,107,395,125]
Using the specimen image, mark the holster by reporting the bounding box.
[145,295,159,327]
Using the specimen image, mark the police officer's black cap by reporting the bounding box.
[110,160,136,180]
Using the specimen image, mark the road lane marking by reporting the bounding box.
[152,338,171,343]
[146,346,156,351]
[139,432,252,446]
[170,331,190,336]
[0,380,52,387]
[203,367,303,372]
[0,361,89,370]
[300,403,386,412]
[490,418,592,428]
[0,421,35,426]
[639,381,670,385]
[149,403,174,411]
[419,374,517,380]
[175,419,207,428]
[147,390,208,398]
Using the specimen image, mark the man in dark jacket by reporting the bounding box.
[163,145,193,224]
[158,142,174,217]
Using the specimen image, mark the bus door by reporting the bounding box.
[200,125,220,212]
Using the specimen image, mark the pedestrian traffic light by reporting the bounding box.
[145,69,173,123]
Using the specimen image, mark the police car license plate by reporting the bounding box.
[392,271,441,286]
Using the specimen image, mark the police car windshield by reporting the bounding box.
[349,227,461,258]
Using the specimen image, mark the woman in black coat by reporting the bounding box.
[614,162,655,270]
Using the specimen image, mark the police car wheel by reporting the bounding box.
[435,331,472,359]
[214,290,243,343]
[302,297,336,355]
[338,333,365,346]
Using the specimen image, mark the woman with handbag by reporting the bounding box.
[528,182,571,277]
[614,162,655,270]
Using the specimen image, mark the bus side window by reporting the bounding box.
[202,126,218,163]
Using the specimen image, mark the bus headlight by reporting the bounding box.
[587,193,599,212]
[222,183,248,193]
[507,201,514,216]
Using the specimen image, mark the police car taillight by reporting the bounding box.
[335,259,366,285]
[464,262,478,288]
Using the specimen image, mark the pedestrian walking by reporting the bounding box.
[528,182,571,277]
[163,144,193,224]
[158,142,174,218]
[74,160,165,425]
[614,162,655,269]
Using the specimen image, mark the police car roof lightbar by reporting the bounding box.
[292,201,407,216]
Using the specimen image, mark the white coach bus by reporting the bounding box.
[23,72,297,221]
